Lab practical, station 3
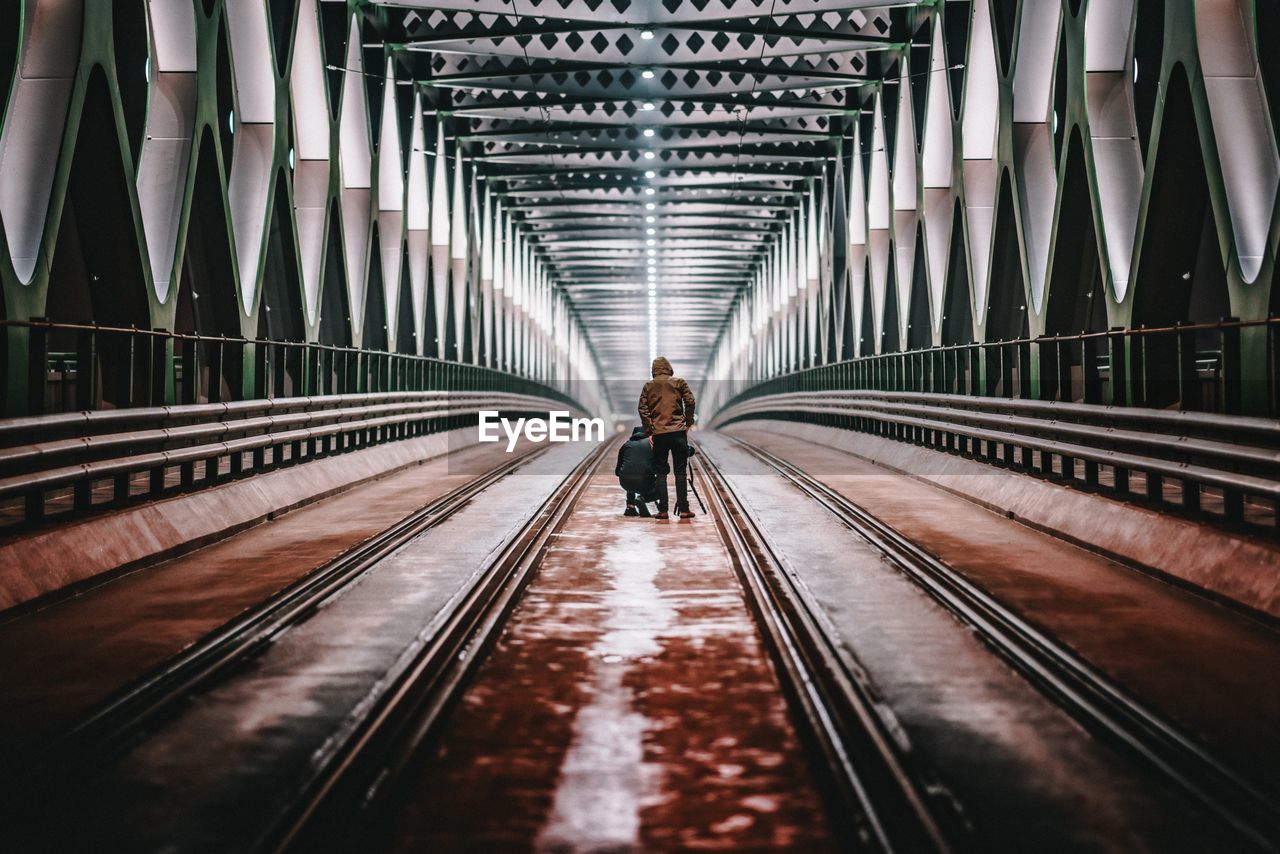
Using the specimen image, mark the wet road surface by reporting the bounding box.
[698,430,1251,852]
[0,440,538,758]
[21,441,596,853]
[727,423,1280,799]
[368,472,837,852]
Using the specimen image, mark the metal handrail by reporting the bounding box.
[721,393,1280,473]
[2,319,590,418]
[714,315,1269,419]
[713,390,1280,530]
[745,389,1280,444]
[0,392,562,473]
[0,384,587,528]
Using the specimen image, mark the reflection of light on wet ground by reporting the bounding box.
[535,661,647,850]
[536,472,835,851]
[536,525,675,850]
[596,530,677,661]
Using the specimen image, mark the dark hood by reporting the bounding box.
[651,356,673,378]
[630,426,647,441]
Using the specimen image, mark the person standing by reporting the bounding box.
[638,356,696,520]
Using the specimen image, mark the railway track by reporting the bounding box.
[270,437,614,853]
[9,445,555,800]
[13,430,1269,851]
[694,450,958,852]
[724,434,1280,851]
[281,436,959,853]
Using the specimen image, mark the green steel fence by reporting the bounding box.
[717,318,1280,420]
[2,320,583,417]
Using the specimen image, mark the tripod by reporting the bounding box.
[686,455,707,515]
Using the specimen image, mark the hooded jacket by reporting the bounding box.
[615,426,659,486]
[638,356,696,436]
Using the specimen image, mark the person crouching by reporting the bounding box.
[616,426,659,517]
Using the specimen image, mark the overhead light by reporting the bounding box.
[645,170,655,178]
[641,29,655,40]
[646,238,656,245]
[646,215,655,223]
[644,151,656,159]
[645,187,656,195]
[641,101,656,111]
[646,202,656,210]
[646,227,656,235]
[642,69,655,79]
[647,248,657,256]
[643,128,655,138]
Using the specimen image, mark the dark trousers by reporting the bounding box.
[620,476,657,505]
[651,430,689,512]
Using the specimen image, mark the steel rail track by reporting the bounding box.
[269,437,615,854]
[695,450,959,853]
[13,444,555,790]
[730,435,1280,851]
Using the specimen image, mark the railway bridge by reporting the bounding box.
[3,1,1280,850]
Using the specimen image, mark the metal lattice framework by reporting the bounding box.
[703,0,1280,416]
[3,2,1280,419]
[387,0,911,409]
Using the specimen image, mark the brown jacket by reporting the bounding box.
[638,356,696,436]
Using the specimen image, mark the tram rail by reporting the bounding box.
[7,444,555,809]
[722,435,1280,851]
[695,450,959,852]
[271,438,613,853]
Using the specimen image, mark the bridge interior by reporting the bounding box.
[3,1,1280,851]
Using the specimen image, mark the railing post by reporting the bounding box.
[1176,324,1199,411]
[181,338,198,404]
[1016,340,1032,399]
[982,344,998,396]
[1036,338,1057,402]
[28,320,48,415]
[152,332,172,405]
[1221,319,1242,415]
[1109,328,1128,406]
[1056,338,1072,402]
[253,341,269,399]
[208,338,225,403]
[76,327,97,410]
[968,345,981,396]
[1271,322,1280,417]
[1082,335,1102,404]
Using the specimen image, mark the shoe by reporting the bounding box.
[624,505,638,517]
[678,510,695,520]
[636,503,652,518]
[655,511,670,520]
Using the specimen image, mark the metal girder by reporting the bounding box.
[363,0,919,388]
[400,22,895,51]
[459,125,839,145]
[421,59,878,87]
[377,0,901,25]
[444,91,856,111]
